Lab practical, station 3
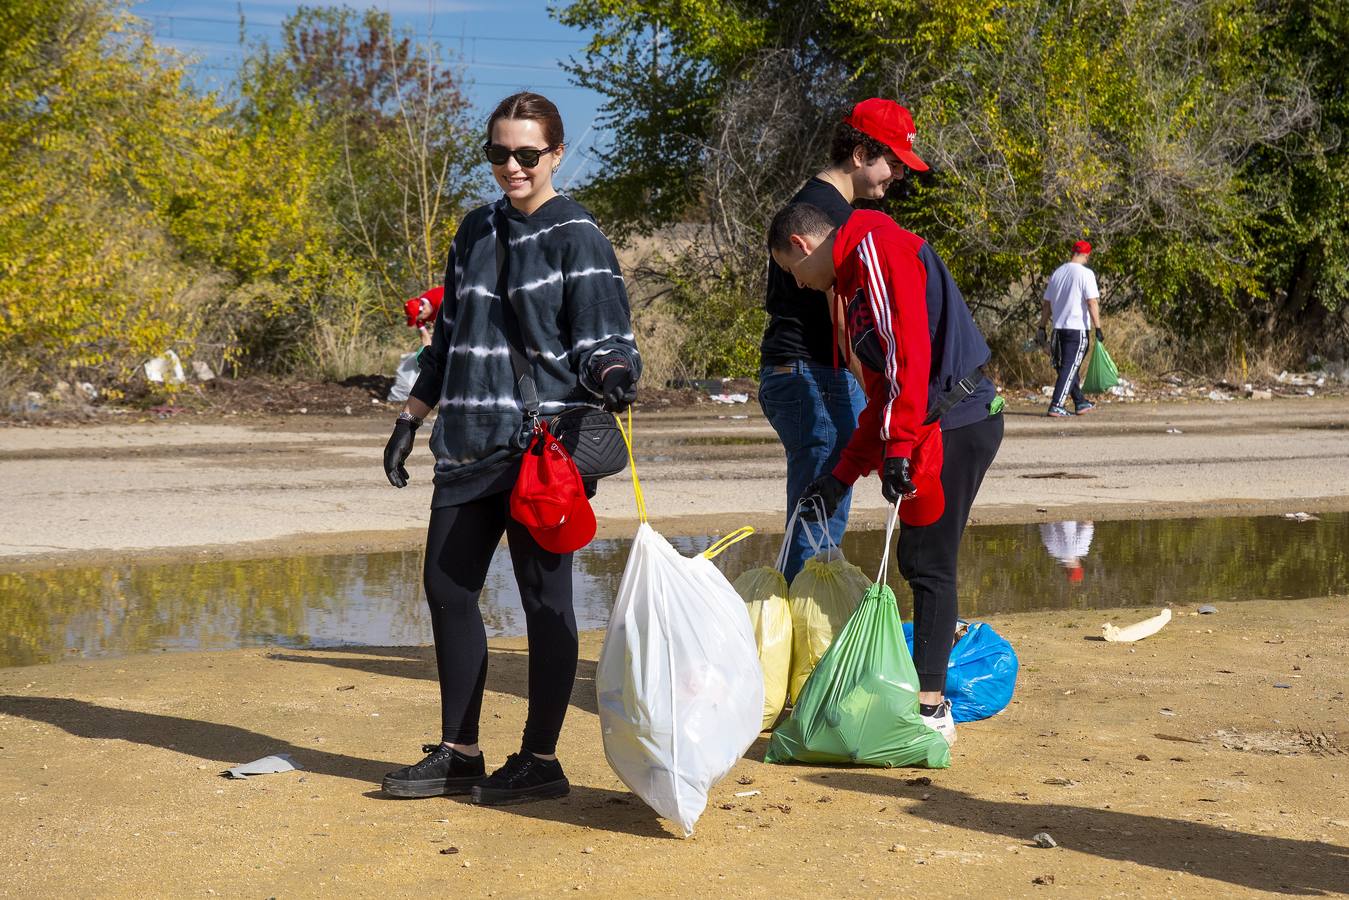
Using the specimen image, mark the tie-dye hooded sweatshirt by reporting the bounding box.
[408,194,642,507]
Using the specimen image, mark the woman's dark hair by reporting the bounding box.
[486,92,565,148]
[828,120,888,166]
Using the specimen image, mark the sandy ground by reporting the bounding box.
[2,396,1349,567]
[0,598,1345,898]
[2,396,1348,897]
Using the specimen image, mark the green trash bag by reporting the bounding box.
[1082,339,1120,393]
[765,505,952,769]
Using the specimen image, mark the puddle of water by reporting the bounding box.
[1,514,1345,668]
[670,435,779,446]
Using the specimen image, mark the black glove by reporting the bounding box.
[1035,326,1047,347]
[881,457,916,504]
[800,473,848,521]
[1095,326,1104,343]
[599,365,637,412]
[383,417,418,488]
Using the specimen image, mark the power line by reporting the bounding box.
[158,34,566,73]
[180,59,589,93]
[143,14,590,46]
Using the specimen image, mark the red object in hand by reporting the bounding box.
[510,420,596,554]
[898,422,945,527]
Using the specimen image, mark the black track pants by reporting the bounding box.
[898,413,1004,694]
[422,490,578,755]
[1051,328,1089,410]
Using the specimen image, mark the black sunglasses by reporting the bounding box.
[483,142,557,169]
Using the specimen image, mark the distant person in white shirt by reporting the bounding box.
[1040,520,1094,583]
[1038,240,1102,417]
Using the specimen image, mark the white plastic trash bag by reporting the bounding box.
[597,490,763,836]
[387,352,419,403]
[143,349,186,385]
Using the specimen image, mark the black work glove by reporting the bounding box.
[383,417,417,488]
[800,473,848,522]
[881,457,916,504]
[1095,326,1104,343]
[599,365,637,413]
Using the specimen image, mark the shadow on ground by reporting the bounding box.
[266,645,600,715]
[804,771,1348,896]
[0,694,391,783]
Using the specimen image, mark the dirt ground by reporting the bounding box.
[2,395,1348,897]
[3,395,1349,567]
[0,598,1345,898]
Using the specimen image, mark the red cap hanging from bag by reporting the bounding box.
[510,420,596,554]
[898,423,945,527]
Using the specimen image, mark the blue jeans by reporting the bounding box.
[758,362,867,581]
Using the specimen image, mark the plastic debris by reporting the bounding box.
[1165,428,1183,434]
[388,353,419,403]
[1206,389,1233,402]
[223,753,302,779]
[1275,371,1325,387]
[1197,604,1218,615]
[1102,608,1172,643]
[191,360,215,382]
[709,392,749,404]
[143,350,186,385]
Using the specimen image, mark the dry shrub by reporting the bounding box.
[630,300,689,389]
[302,314,407,383]
[984,327,1047,390]
[1102,308,1180,380]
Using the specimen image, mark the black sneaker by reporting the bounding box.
[470,752,570,806]
[382,744,486,798]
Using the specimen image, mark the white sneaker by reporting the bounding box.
[920,699,957,746]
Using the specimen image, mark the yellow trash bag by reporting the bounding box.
[732,504,805,730]
[786,507,871,704]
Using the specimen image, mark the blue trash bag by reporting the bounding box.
[902,621,1018,722]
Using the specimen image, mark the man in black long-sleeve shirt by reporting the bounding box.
[760,99,922,579]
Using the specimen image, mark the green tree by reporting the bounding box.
[556,0,1343,372]
[0,0,219,384]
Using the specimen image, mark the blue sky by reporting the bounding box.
[131,0,607,186]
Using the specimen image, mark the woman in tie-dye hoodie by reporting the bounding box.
[381,92,641,806]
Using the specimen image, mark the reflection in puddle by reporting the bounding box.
[671,435,779,446]
[1,514,1345,668]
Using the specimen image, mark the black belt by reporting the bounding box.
[922,367,985,426]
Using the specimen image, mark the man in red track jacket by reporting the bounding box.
[768,198,1004,746]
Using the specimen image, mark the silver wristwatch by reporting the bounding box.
[397,411,423,428]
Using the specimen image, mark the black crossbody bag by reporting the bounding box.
[494,209,628,479]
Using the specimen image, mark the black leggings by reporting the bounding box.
[422,490,577,755]
[898,413,1004,693]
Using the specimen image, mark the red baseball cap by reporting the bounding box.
[510,424,596,554]
[898,423,945,527]
[404,286,444,327]
[1073,240,1092,255]
[845,98,929,172]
